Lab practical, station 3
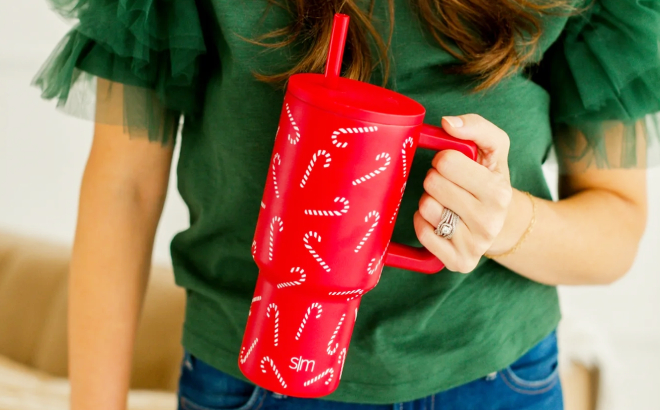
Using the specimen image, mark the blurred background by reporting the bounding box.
[1,2,659,409]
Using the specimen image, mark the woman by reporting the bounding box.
[34,0,660,409]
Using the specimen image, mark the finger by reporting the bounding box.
[414,210,458,269]
[418,192,474,252]
[431,149,504,202]
[413,211,475,273]
[423,168,482,230]
[418,192,445,228]
[441,114,510,174]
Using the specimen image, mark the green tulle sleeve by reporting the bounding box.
[541,0,660,171]
[32,0,208,144]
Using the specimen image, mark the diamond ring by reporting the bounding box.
[434,208,459,240]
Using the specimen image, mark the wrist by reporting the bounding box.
[487,189,533,255]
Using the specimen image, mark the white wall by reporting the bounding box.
[1,2,659,409]
[0,2,190,264]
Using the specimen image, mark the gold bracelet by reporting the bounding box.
[484,191,536,259]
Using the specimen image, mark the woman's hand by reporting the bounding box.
[415,114,512,273]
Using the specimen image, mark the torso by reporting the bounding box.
[173,0,570,402]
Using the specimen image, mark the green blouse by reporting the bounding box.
[34,0,660,404]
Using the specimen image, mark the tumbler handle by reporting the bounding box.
[384,124,478,274]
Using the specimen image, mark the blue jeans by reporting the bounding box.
[177,331,562,410]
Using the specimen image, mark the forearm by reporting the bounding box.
[488,187,647,285]
[69,139,169,410]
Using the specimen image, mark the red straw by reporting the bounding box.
[324,14,350,89]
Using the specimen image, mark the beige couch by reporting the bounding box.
[0,231,596,410]
[0,232,184,409]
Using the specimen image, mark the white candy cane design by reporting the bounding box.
[337,347,346,365]
[261,201,266,209]
[374,244,389,286]
[327,314,346,355]
[338,348,347,379]
[251,240,257,260]
[367,257,380,275]
[329,289,363,301]
[266,303,279,346]
[389,183,406,224]
[240,338,258,364]
[300,150,331,188]
[304,368,334,387]
[367,247,388,275]
[401,136,414,179]
[354,211,380,253]
[331,126,378,149]
[352,152,391,185]
[295,302,322,340]
[304,231,330,272]
[248,296,261,316]
[269,216,284,261]
[261,356,287,389]
[304,197,349,216]
[277,267,306,289]
[271,153,281,198]
[285,103,301,145]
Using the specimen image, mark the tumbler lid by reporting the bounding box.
[287,73,426,127]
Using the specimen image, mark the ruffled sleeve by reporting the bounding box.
[540,0,660,170]
[32,0,208,144]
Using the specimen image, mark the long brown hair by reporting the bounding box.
[250,0,571,90]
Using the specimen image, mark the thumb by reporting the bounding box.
[441,114,510,174]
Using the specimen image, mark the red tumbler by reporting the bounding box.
[239,14,477,398]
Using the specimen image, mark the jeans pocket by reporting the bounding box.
[499,331,560,395]
[178,352,263,410]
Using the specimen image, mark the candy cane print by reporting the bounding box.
[352,152,391,185]
[277,267,306,289]
[337,347,346,365]
[266,303,279,346]
[248,296,261,316]
[338,348,347,379]
[304,231,331,272]
[304,197,349,216]
[331,126,378,149]
[389,183,407,224]
[261,356,287,389]
[304,368,334,387]
[274,125,280,141]
[401,136,414,179]
[271,153,281,198]
[295,302,322,340]
[269,216,284,261]
[354,211,380,253]
[367,247,388,275]
[239,338,258,364]
[328,289,363,301]
[261,201,266,209]
[251,240,257,260]
[367,257,380,275]
[285,103,301,145]
[300,150,332,188]
[327,313,346,355]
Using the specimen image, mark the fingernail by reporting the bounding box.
[443,116,463,128]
